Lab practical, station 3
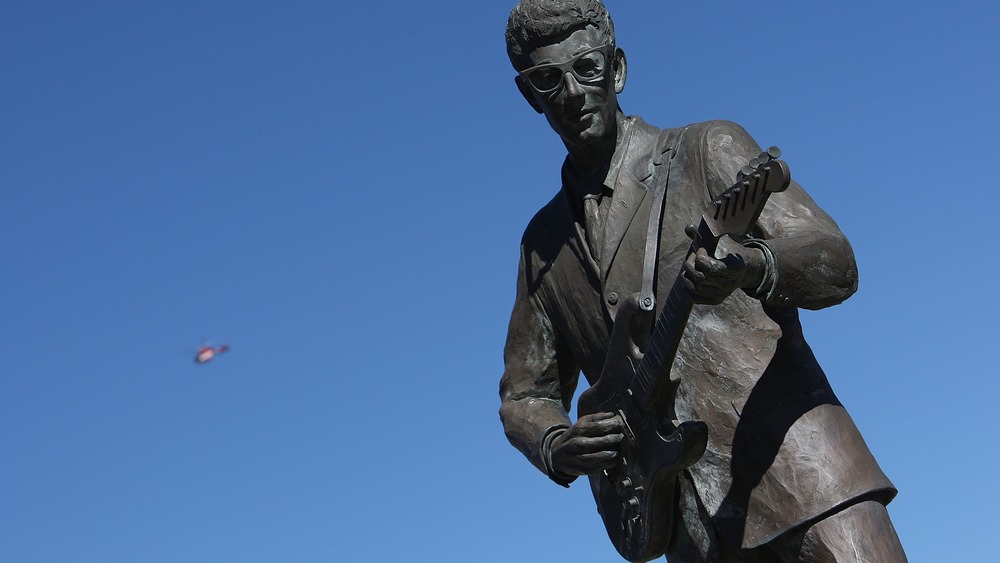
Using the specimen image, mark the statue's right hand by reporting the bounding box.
[550,412,625,477]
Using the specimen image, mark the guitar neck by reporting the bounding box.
[626,152,790,410]
[631,270,694,407]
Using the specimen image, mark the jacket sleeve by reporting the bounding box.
[701,121,858,310]
[498,246,579,477]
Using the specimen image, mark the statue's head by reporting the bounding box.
[505,0,615,73]
[505,0,626,153]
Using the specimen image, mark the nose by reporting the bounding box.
[561,72,584,98]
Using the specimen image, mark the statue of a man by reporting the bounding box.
[498,1,907,560]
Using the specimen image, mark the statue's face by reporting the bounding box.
[521,25,621,151]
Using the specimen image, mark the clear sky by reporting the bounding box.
[2,1,997,562]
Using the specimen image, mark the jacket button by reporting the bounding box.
[607,292,619,305]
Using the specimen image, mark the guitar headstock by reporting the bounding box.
[695,146,791,249]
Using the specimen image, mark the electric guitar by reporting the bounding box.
[577,148,791,562]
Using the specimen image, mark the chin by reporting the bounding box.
[565,121,611,148]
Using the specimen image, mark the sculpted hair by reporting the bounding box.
[506,0,615,71]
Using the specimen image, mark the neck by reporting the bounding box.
[565,111,627,179]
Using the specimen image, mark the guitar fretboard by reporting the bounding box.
[622,153,789,412]
[630,273,693,407]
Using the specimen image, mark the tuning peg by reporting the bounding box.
[740,164,753,177]
[749,156,762,169]
[766,146,781,160]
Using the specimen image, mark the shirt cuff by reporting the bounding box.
[741,238,778,302]
[539,424,576,487]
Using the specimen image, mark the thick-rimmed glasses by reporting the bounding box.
[519,44,613,95]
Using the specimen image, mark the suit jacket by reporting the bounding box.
[499,116,895,548]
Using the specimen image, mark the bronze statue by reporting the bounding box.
[498,1,907,561]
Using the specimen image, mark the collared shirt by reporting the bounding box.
[559,116,636,263]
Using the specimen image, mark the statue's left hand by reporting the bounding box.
[681,235,765,305]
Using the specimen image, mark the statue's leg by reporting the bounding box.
[769,500,907,563]
[666,477,905,563]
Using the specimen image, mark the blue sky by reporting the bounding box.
[2,1,997,561]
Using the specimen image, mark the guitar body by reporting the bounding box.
[579,296,708,562]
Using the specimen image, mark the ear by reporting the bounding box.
[613,48,627,94]
[515,75,544,114]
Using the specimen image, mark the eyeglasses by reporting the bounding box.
[519,44,613,95]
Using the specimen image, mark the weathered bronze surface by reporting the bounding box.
[498,2,906,561]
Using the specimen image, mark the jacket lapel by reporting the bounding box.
[600,166,648,283]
